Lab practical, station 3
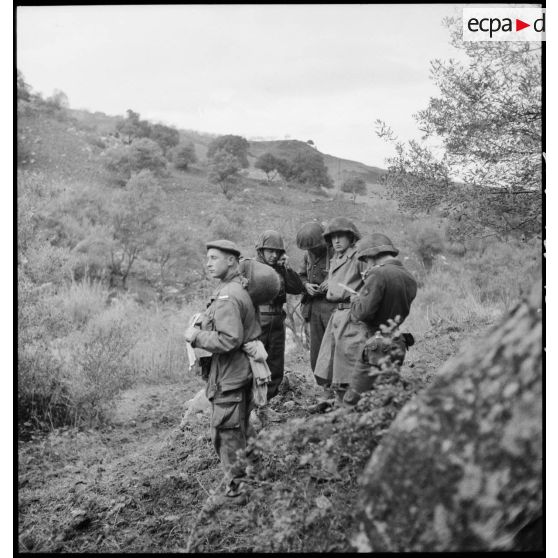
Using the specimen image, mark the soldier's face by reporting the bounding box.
[262,249,280,265]
[364,256,376,269]
[331,233,351,254]
[206,249,233,279]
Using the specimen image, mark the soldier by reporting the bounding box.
[184,239,261,504]
[313,217,368,403]
[343,233,417,407]
[296,221,337,372]
[255,230,304,401]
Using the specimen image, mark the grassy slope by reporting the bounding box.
[18,107,526,552]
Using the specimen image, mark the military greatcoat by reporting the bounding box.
[314,245,368,386]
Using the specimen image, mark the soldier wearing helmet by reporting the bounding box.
[313,217,368,403]
[343,233,417,407]
[295,221,336,372]
[184,239,261,504]
[255,230,304,401]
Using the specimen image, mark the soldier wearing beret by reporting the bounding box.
[343,233,417,406]
[184,239,261,504]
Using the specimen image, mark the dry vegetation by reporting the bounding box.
[17,97,541,552]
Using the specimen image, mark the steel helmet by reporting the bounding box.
[296,221,326,250]
[322,217,361,244]
[238,258,281,305]
[356,233,399,260]
[255,230,285,252]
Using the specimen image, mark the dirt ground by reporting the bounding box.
[18,326,472,553]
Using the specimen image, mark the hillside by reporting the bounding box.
[67,108,386,187]
[18,102,541,553]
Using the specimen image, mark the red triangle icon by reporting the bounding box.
[516,19,530,31]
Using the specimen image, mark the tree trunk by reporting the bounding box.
[356,282,542,552]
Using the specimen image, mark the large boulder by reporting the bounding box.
[356,284,542,552]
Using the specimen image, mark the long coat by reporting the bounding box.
[314,246,368,385]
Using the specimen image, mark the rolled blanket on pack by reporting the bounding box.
[243,340,271,407]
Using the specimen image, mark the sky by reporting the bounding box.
[16,4,472,168]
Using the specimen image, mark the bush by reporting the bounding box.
[129,138,167,175]
[57,281,107,329]
[19,282,143,428]
[208,150,242,199]
[103,138,167,186]
[207,135,249,168]
[150,123,180,155]
[255,152,284,182]
[341,177,367,203]
[60,299,140,425]
[172,142,197,170]
[407,223,445,270]
[86,134,106,149]
[286,150,333,190]
[23,242,74,285]
[465,238,541,307]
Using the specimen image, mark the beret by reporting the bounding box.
[206,239,241,258]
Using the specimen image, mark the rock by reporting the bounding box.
[282,400,296,411]
[180,389,211,426]
[356,283,542,552]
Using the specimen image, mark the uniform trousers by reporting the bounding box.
[258,312,286,400]
[210,383,252,482]
[307,298,337,372]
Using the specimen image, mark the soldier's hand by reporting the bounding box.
[184,326,199,343]
[318,279,328,293]
[305,283,320,296]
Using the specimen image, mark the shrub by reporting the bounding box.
[150,123,180,155]
[103,138,167,186]
[208,150,241,199]
[103,144,133,186]
[70,229,114,282]
[407,223,445,270]
[18,279,144,428]
[207,135,249,168]
[255,152,284,182]
[60,299,140,425]
[286,150,334,190]
[128,138,167,175]
[57,281,107,329]
[172,142,197,170]
[23,242,74,285]
[341,177,367,203]
[86,134,106,149]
